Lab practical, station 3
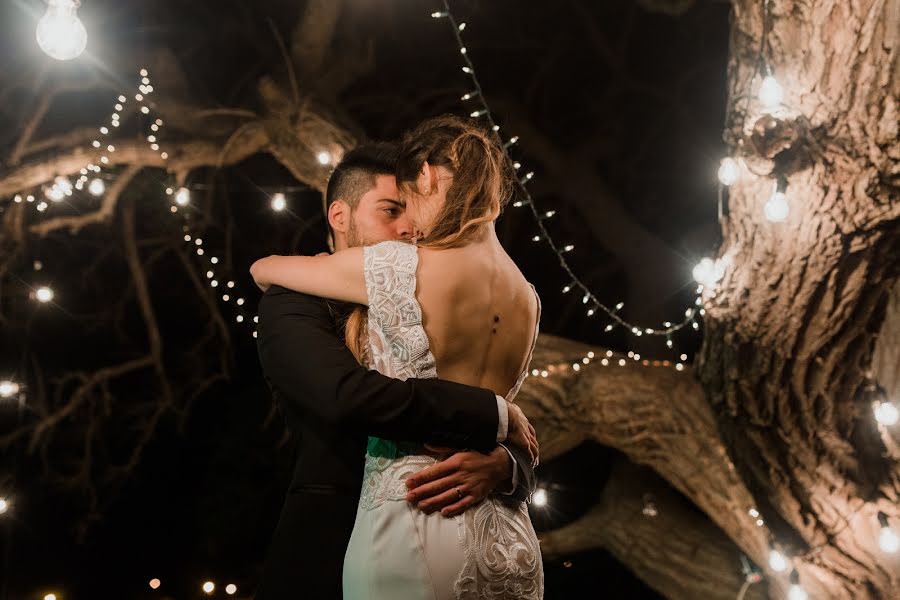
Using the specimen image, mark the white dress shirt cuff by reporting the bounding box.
[496,394,509,442]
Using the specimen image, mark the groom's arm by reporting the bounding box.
[257,285,503,452]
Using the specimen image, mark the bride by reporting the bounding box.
[251,114,544,599]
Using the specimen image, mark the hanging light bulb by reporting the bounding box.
[878,512,899,553]
[532,487,548,507]
[768,549,788,572]
[874,400,899,426]
[175,187,190,206]
[317,151,332,165]
[88,178,105,196]
[693,256,729,289]
[787,570,807,600]
[759,74,784,109]
[0,380,20,398]
[35,286,55,303]
[0,497,8,513]
[149,579,161,590]
[271,193,287,212]
[202,581,215,594]
[225,584,237,595]
[717,157,740,186]
[764,176,789,222]
[36,0,88,61]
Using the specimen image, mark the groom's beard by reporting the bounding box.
[346,214,373,248]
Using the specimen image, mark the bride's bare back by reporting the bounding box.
[416,236,538,399]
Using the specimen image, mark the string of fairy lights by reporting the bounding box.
[428,1,898,598]
[1,2,897,598]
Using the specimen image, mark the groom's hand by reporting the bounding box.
[405,447,513,517]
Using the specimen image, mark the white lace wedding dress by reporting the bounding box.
[342,240,544,600]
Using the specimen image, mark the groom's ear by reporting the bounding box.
[328,199,350,233]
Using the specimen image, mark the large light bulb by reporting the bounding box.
[693,256,729,289]
[717,157,740,186]
[271,193,287,212]
[225,584,237,595]
[88,178,105,196]
[175,187,190,206]
[874,401,899,426]
[0,380,20,398]
[765,190,789,222]
[768,549,788,572]
[36,0,88,61]
[532,488,548,507]
[759,75,783,108]
[202,581,215,594]
[35,286,55,303]
[0,497,8,513]
[317,151,332,165]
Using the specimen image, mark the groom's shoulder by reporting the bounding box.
[259,286,347,321]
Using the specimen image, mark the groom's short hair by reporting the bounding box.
[325,142,399,213]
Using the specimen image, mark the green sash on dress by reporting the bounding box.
[367,436,421,459]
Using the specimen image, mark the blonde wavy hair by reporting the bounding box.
[344,115,515,363]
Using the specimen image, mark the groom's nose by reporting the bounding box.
[394,214,413,240]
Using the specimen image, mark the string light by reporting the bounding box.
[758,75,784,109]
[317,151,332,165]
[36,0,88,61]
[768,549,788,572]
[0,497,8,514]
[764,176,789,222]
[225,584,238,595]
[877,512,899,553]
[717,157,740,186]
[175,188,191,206]
[88,178,105,196]
[271,193,287,212]
[692,257,728,289]
[532,487,548,507]
[0,380,20,398]
[435,1,701,353]
[873,399,899,426]
[149,579,161,590]
[202,581,215,594]
[35,286,55,303]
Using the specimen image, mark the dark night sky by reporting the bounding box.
[0,1,730,598]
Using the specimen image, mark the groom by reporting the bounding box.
[254,143,538,599]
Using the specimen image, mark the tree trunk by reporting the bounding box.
[696,0,900,597]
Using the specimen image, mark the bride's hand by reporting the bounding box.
[506,402,539,467]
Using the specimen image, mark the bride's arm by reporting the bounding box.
[249,247,367,305]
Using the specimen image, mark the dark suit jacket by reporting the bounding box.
[254,286,535,600]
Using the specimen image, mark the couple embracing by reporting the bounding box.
[252,115,544,599]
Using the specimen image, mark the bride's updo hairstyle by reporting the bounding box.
[395,114,514,249]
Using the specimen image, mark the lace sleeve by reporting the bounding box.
[363,241,436,381]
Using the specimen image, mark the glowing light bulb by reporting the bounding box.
[717,157,740,186]
[787,570,807,600]
[533,488,547,507]
[36,0,88,61]
[175,187,190,206]
[35,286,54,303]
[759,75,784,108]
[764,185,789,222]
[0,381,20,398]
[271,193,287,211]
[88,178,105,196]
[225,584,237,595]
[149,579,161,589]
[788,585,808,600]
[44,594,57,600]
[0,498,8,513]
[768,549,788,572]
[874,401,899,426]
[878,512,899,553]
[202,581,215,594]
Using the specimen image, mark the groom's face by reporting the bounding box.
[345,174,412,248]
